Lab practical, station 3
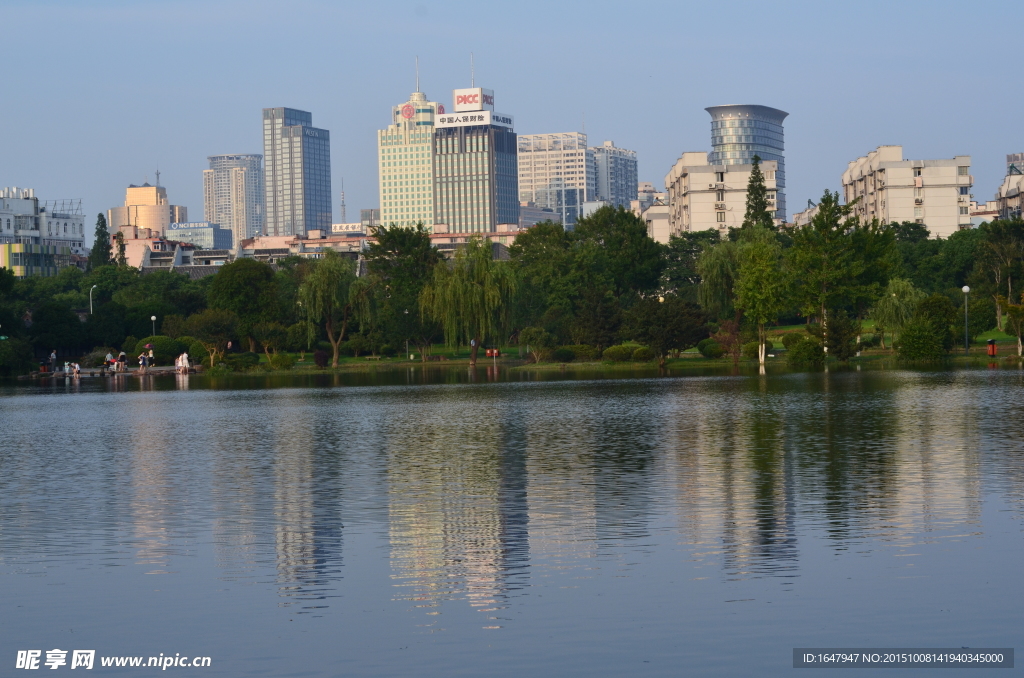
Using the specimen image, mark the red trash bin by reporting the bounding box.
[987,339,998,357]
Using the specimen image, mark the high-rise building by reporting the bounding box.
[590,141,638,209]
[203,154,264,246]
[706,105,788,221]
[107,181,187,237]
[262,108,332,237]
[378,91,443,228]
[517,132,593,228]
[842,145,972,237]
[434,87,519,233]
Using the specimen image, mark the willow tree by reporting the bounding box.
[420,238,517,367]
[871,278,925,351]
[299,250,357,367]
[696,239,739,320]
[735,226,787,365]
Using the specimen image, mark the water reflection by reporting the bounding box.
[1,368,1021,628]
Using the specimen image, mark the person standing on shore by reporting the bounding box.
[117,351,127,372]
[49,350,57,373]
[138,351,148,374]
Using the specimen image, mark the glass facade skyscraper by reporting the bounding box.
[262,108,332,236]
[591,140,638,209]
[434,89,518,233]
[706,105,788,221]
[203,154,264,246]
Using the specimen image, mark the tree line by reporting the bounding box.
[1,165,1023,376]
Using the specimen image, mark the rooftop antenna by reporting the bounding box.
[155,167,161,187]
[415,56,420,92]
[339,178,347,223]
[471,52,475,86]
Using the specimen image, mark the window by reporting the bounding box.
[914,187,923,197]
[958,166,969,176]
[716,190,724,201]
[913,168,922,177]
[914,207,923,218]
[716,212,725,223]
[960,206,969,215]
[959,186,969,195]
[715,172,725,183]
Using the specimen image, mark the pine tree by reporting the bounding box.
[742,155,775,230]
[88,213,112,269]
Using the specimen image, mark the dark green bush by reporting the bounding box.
[559,344,599,361]
[741,340,774,360]
[133,336,181,366]
[632,346,654,361]
[313,349,329,368]
[696,338,725,359]
[787,338,825,367]
[188,340,208,365]
[81,347,116,368]
[175,335,196,353]
[0,338,36,377]
[897,320,948,360]
[781,333,805,350]
[552,348,575,362]
[223,351,260,371]
[269,353,295,370]
[602,345,633,362]
[121,335,138,353]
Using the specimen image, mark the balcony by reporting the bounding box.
[714,202,726,210]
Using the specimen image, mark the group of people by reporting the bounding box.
[174,352,191,375]
[44,347,192,377]
[103,351,129,372]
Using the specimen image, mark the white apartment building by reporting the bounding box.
[664,152,780,235]
[993,155,1024,220]
[0,187,87,252]
[517,132,594,227]
[841,146,972,237]
[378,90,442,228]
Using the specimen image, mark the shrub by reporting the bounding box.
[742,339,774,359]
[316,340,333,352]
[520,326,556,362]
[787,338,825,367]
[602,345,633,362]
[313,349,329,368]
[205,364,232,377]
[188,340,208,365]
[160,314,188,339]
[269,353,295,370]
[632,346,654,361]
[0,338,36,377]
[696,338,725,359]
[121,335,138,353]
[175,336,196,354]
[223,351,260,371]
[380,344,397,357]
[559,344,599,361]
[897,320,947,360]
[781,333,805,350]
[133,336,181,366]
[552,348,575,363]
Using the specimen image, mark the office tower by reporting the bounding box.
[434,87,519,233]
[166,222,233,250]
[842,146,972,237]
[706,105,788,221]
[262,108,332,237]
[517,132,594,228]
[378,91,443,228]
[203,154,264,246]
[107,181,187,237]
[590,141,638,209]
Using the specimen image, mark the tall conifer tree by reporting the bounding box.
[742,155,775,230]
[88,213,112,269]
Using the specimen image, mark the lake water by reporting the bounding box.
[2,367,1022,676]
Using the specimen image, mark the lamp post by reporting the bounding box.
[962,285,970,356]
[89,284,97,314]
[151,315,157,336]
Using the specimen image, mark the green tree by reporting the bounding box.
[185,308,239,368]
[735,227,787,364]
[662,229,720,302]
[621,294,708,367]
[977,219,1024,330]
[114,231,127,267]
[420,237,517,367]
[998,294,1024,356]
[871,278,926,350]
[207,259,279,351]
[897,293,957,359]
[298,250,357,368]
[252,321,287,361]
[570,206,665,298]
[696,239,740,320]
[788,190,861,323]
[742,155,775,230]
[361,224,441,360]
[0,337,35,377]
[88,214,112,270]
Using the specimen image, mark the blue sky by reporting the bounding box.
[3,0,1021,239]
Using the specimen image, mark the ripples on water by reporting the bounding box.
[1,368,1022,676]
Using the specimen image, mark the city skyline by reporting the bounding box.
[2,0,1020,242]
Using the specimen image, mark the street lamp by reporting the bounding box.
[151,315,157,336]
[89,284,97,314]
[962,285,970,356]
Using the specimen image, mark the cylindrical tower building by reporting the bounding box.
[705,105,788,221]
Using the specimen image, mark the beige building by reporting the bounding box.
[378,90,442,228]
[994,171,1024,221]
[841,146,972,238]
[664,152,780,235]
[517,132,594,227]
[108,182,187,237]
